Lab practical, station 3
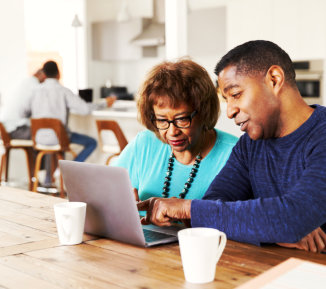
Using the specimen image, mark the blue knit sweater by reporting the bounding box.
[191,105,326,246]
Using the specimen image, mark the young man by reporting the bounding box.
[23,60,115,185]
[137,40,326,253]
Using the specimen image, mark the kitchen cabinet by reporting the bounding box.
[92,18,152,61]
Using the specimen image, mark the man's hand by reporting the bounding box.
[105,95,116,107]
[277,227,326,253]
[137,197,192,226]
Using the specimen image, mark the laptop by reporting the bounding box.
[58,160,183,247]
[78,89,93,103]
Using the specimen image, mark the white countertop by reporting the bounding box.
[92,100,137,118]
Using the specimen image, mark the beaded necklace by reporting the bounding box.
[162,152,202,199]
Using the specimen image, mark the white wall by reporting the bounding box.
[0,0,87,105]
[0,0,27,108]
[226,0,326,60]
[24,0,86,92]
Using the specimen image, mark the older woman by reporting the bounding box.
[112,59,238,201]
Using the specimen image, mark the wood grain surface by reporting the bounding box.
[0,187,325,288]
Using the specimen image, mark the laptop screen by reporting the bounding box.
[79,89,93,103]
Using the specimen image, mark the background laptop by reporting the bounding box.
[78,88,93,102]
[59,160,183,247]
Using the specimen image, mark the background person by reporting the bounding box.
[23,60,115,185]
[137,41,326,253]
[112,59,238,204]
[1,68,45,139]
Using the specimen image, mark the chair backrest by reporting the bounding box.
[0,122,11,147]
[95,120,128,151]
[31,118,71,151]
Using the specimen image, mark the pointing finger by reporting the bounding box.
[137,199,150,211]
[140,217,150,225]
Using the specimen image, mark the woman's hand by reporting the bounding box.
[277,227,326,253]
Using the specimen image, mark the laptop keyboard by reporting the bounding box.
[143,228,175,242]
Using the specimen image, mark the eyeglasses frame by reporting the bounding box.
[151,110,198,130]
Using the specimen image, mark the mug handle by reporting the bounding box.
[215,232,227,263]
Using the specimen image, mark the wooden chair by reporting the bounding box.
[30,118,77,197]
[95,120,128,165]
[0,122,34,190]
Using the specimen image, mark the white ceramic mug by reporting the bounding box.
[178,227,227,284]
[54,202,87,245]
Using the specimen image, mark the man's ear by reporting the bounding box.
[265,65,284,95]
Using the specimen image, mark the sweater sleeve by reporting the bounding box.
[191,134,326,246]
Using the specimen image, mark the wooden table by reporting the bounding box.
[0,187,325,288]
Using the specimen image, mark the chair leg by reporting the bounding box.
[24,148,34,191]
[32,151,46,192]
[106,153,120,166]
[4,148,10,182]
[69,149,77,159]
[51,154,57,183]
[0,153,6,184]
[57,153,65,198]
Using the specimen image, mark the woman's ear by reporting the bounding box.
[265,65,284,95]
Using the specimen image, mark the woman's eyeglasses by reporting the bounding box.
[152,111,197,130]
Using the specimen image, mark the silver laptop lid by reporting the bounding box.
[59,160,147,247]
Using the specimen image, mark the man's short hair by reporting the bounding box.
[214,40,296,87]
[43,61,59,78]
